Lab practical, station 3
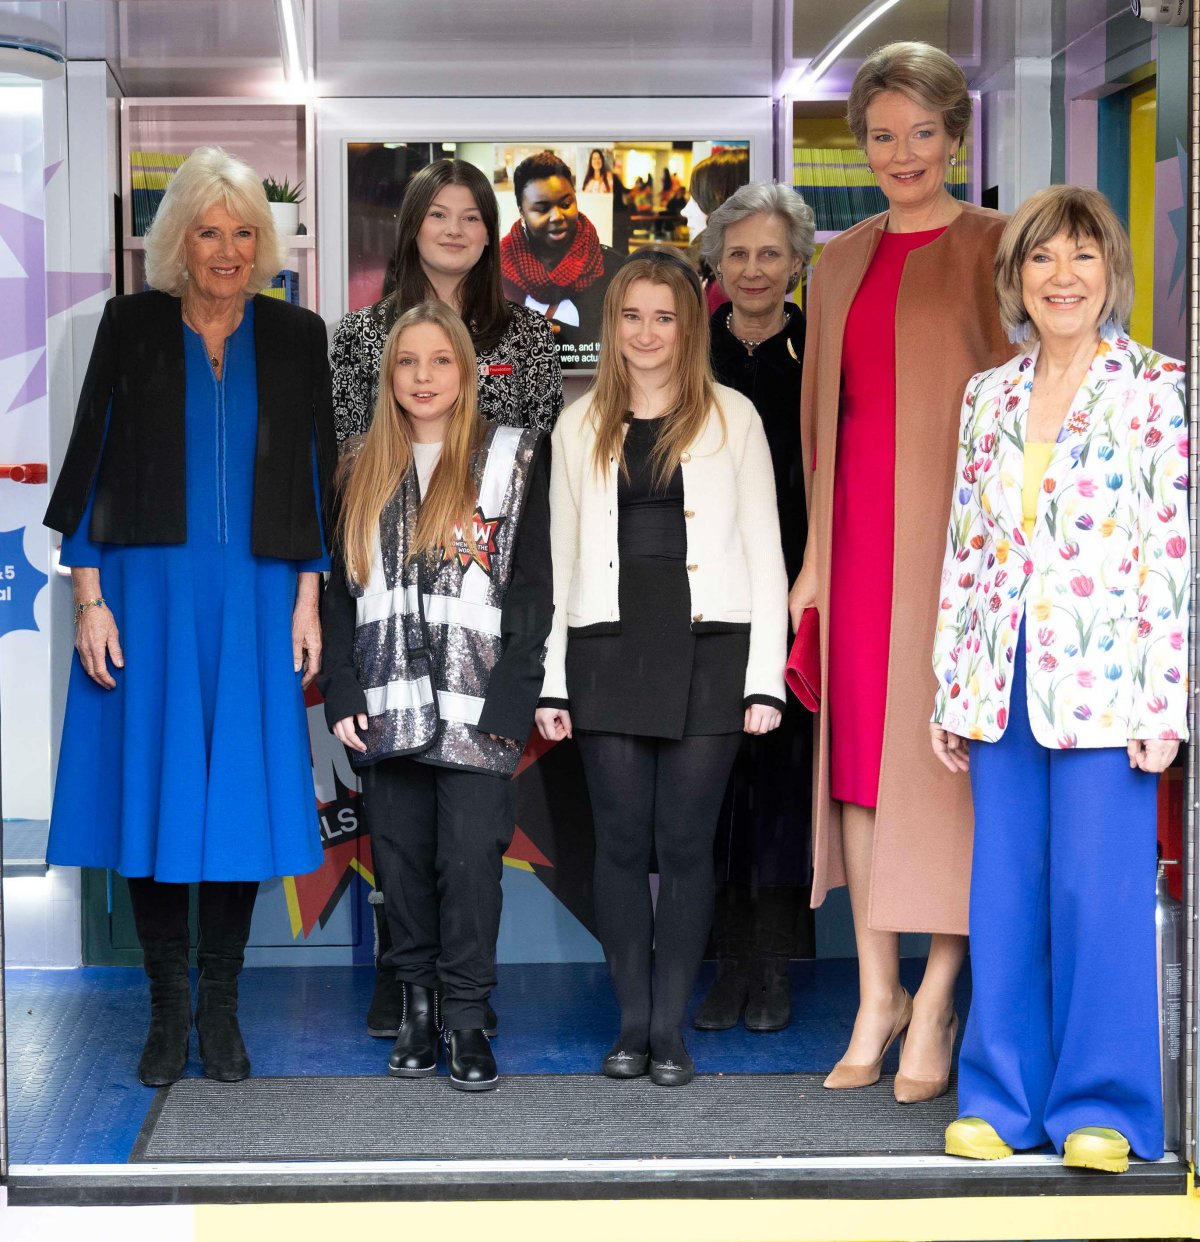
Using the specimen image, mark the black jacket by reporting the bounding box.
[44,291,337,561]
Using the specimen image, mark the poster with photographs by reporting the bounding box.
[345,139,749,372]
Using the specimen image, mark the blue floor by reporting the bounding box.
[5,958,968,1165]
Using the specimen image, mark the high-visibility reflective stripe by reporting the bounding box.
[423,593,502,637]
[437,690,485,725]
[364,676,434,716]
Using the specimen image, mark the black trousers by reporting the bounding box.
[576,730,742,1050]
[361,757,515,1029]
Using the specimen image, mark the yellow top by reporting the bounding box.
[1023,442,1055,542]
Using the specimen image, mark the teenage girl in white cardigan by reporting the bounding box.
[536,251,787,1085]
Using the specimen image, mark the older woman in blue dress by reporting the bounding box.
[44,147,335,1086]
[932,186,1189,1172]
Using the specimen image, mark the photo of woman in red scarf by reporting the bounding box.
[501,152,625,367]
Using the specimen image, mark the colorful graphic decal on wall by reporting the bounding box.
[0,197,110,415]
[0,526,46,635]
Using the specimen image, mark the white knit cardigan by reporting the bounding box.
[541,384,787,706]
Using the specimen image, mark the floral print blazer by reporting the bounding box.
[932,330,1189,749]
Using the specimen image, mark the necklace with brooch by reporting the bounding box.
[728,307,787,354]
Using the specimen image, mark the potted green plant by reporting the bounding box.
[262,175,304,237]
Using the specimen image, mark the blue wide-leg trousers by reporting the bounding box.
[959,622,1164,1160]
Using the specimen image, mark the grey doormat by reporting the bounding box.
[132,1073,957,1163]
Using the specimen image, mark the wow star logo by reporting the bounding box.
[442,507,505,575]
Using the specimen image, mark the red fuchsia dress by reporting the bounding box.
[828,227,947,806]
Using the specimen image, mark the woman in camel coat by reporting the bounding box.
[789,41,1011,1102]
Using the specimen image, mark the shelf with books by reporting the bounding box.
[119,98,317,310]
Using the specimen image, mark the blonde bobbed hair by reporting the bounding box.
[144,146,286,297]
[846,41,972,149]
[993,185,1134,343]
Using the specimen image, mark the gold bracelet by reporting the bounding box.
[74,597,106,621]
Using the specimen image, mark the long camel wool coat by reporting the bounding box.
[800,203,1012,934]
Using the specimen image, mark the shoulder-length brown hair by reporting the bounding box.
[589,251,720,489]
[383,159,511,352]
[993,184,1134,342]
[337,301,486,586]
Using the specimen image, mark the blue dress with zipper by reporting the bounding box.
[48,302,327,882]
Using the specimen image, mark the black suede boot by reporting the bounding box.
[367,896,404,1037]
[445,1028,498,1092]
[692,882,752,1030]
[195,880,258,1082]
[744,885,797,1032]
[127,878,192,1087]
[195,978,250,1081]
[387,983,440,1077]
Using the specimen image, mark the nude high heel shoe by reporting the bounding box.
[823,990,913,1090]
[894,1012,959,1104]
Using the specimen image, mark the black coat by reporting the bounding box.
[709,301,812,888]
[44,291,337,562]
[709,302,807,582]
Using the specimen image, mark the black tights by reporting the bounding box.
[576,731,742,1060]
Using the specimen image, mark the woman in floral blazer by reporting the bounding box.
[932,186,1188,1174]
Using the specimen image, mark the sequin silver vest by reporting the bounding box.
[349,424,542,776]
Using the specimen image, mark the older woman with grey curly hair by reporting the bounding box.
[691,181,817,1037]
[44,145,336,1088]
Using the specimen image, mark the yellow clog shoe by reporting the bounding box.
[944,1117,1014,1160]
[1063,1127,1130,1173]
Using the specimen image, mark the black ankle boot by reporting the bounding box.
[138,979,192,1087]
[388,983,439,1077]
[367,897,403,1037]
[196,976,250,1082]
[693,882,752,1030]
[368,970,405,1038]
[744,957,791,1031]
[744,886,797,1032]
[445,1029,498,1091]
[693,959,750,1030]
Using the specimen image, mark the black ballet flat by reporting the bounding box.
[603,1046,650,1079]
[650,1049,696,1087]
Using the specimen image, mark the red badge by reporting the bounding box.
[488,363,514,376]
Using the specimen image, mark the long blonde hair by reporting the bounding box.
[337,302,485,586]
[589,252,720,490]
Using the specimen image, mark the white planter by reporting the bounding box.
[269,201,300,238]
